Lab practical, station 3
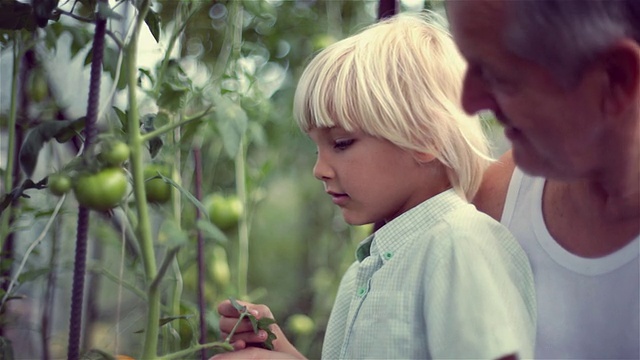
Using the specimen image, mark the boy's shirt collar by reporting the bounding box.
[355,188,466,263]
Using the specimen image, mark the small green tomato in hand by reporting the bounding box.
[205,193,244,231]
[143,164,172,204]
[48,173,72,196]
[73,168,128,211]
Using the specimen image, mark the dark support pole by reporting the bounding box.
[378,0,398,20]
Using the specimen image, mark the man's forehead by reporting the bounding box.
[445,0,508,47]
[446,0,507,26]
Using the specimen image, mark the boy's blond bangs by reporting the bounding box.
[293,12,493,200]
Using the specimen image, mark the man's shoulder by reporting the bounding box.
[472,150,516,221]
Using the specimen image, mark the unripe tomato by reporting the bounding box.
[204,194,243,231]
[143,164,171,204]
[209,245,230,288]
[286,314,315,336]
[99,140,130,167]
[48,173,72,196]
[31,75,48,102]
[73,168,128,211]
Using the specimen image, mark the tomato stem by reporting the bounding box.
[125,1,160,358]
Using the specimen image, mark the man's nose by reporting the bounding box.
[460,69,498,115]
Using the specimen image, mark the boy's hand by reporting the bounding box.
[217,299,273,349]
[216,299,306,358]
[210,347,304,360]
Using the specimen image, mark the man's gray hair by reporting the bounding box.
[506,0,640,86]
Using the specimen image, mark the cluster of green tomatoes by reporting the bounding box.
[47,139,171,211]
[46,138,243,231]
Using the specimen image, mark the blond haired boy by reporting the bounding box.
[215,12,536,360]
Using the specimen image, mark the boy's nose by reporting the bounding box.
[313,154,333,181]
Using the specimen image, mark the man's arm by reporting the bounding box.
[473,150,516,221]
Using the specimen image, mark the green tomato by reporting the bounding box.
[205,194,243,231]
[286,314,315,336]
[312,34,337,51]
[31,75,48,102]
[48,173,72,196]
[143,164,172,203]
[99,140,130,167]
[209,245,230,288]
[73,168,128,211]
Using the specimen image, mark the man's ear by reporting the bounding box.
[413,151,437,164]
[601,39,640,116]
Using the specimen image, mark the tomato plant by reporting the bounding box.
[143,164,171,204]
[73,168,128,211]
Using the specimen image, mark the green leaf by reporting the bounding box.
[157,83,189,112]
[195,220,229,244]
[248,313,259,334]
[247,314,277,350]
[112,107,128,130]
[97,2,122,20]
[148,137,164,159]
[156,60,191,111]
[159,314,193,328]
[18,128,47,178]
[144,8,161,43]
[53,117,86,143]
[215,96,248,158]
[18,268,50,283]
[102,47,126,90]
[154,171,204,211]
[65,25,92,59]
[19,119,86,177]
[138,67,155,87]
[0,178,48,216]
[158,219,189,248]
[140,113,164,158]
[257,317,276,328]
[229,296,246,313]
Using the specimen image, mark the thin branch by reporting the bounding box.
[150,246,181,292]
[140,106,214,143]
[0,195,65,310]
[56,8,124,48]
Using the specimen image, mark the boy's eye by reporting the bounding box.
[334,139,354,150]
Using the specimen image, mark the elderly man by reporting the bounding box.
[446,0,639,358]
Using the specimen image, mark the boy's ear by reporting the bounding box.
[413,151,437,164]
[601,39,640,116]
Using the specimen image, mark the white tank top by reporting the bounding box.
[502,167,639,359]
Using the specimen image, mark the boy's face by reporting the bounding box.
[308,126,447,225]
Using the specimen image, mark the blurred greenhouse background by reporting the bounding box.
[0,0,507,358]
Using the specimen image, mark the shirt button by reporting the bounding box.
[383,252,393,260]
[357,286,367,297]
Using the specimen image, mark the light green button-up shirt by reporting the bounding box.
[322,189,536,359]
